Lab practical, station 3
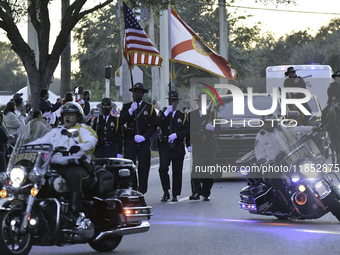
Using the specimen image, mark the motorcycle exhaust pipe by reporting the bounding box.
[94,221,150,241]
[295,192,307,205]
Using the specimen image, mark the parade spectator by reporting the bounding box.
[14,97,30,124]
[26,110,51,142]
[82,90,91,125]
[119,83,157,194]
[62,92,74,105]
[3,101,25,145]
[155,91,189,202]
[38,89,62,114]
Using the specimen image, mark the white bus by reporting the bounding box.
[266,65,333,108]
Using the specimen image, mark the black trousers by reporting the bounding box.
[124,138,151,194]
[191,178,214,197]
[57,164,90,212]
[191,145,215,197]
[158,145,185,197]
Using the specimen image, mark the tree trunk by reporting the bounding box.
[61,0,72,99]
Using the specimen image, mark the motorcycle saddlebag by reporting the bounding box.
[95,167,114,195]
[93,158,135,188]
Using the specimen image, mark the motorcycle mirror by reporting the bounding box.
[308,115,317,126]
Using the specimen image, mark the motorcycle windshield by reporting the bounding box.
[274,125,320,162]
[7,132,53,175]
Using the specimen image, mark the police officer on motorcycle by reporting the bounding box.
[255,115,312,166]
[28,101,98,228]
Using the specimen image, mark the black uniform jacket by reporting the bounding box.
[119,101,157,142]
[155,109,189,157]
[327,82,340,105]
[93,114,123,154]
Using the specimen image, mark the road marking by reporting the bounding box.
[298,229,340,235]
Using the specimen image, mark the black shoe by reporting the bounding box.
[171,196,179,202]
[161,192,170,202]
[203,196,210,201]
[189,193,200,200]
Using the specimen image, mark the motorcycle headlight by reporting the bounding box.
[291,174,300,183]
[10,167,27,188]
[299,161,318,179]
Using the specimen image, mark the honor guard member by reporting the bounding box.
[187,93,218,201]
[156,91,190,202]
[119,83,157,194]
[93,98,122,158]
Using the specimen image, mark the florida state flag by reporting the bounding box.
[169,5,234,79]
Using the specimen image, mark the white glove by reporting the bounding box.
[187,146,192,152]
[128,102,138,115]
[168,133,177,143]
[117,154,122,158]
[134,135,145,143]
[164,105,173,117]
[206,123,214,132]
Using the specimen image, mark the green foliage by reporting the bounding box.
[72,1,340,97]
[0,42,27,93]
[73,2,120,100]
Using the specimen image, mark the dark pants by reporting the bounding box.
[0,151,6,172]
[124,138,151,194]
[158,145,185,197]
[191,144,215,197]
[57,164,90,212]
[191,178,214,197]
[95,145,118,158]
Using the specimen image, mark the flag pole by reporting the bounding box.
[168,5,174,151]
[128,54,140,134]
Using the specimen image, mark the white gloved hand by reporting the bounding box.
[206,123,214,132]
[168,133,177,143]
[117,154,122,158]
[164,105,173,117]
[187,146,192,152]
[128,102,138,115]
[134,135,145,143]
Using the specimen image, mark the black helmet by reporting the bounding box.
[61,102,84,123]
[101,97,112,108]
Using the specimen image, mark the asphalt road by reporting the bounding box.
[29,154,340,255]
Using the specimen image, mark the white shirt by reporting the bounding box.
[28,124,98,165]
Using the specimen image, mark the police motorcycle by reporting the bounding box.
[237,120,340,221]
[0,131,152,255]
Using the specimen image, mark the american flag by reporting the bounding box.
[123,2,162,67]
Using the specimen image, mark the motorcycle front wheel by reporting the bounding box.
[0,210,33,255]
[322,194,340,221]
[89,235,122,252]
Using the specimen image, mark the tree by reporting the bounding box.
[0,41,26,93]
[73,2,120,101]
[0,0,114,110]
